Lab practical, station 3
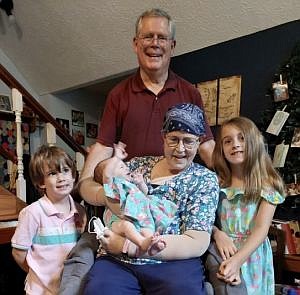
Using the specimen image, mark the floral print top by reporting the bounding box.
[116,156,219,265]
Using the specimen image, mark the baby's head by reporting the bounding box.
[94,156,130,184]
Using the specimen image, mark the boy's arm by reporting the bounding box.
[12,248,29,273]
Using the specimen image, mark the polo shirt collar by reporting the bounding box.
[132,69,177,93]
[39,195,79,219]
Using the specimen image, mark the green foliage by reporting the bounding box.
[260,42,300,184]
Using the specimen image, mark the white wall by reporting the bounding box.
[1,49,103,157]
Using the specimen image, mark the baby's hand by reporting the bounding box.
[113,141,128,160]
[130,170,145,185]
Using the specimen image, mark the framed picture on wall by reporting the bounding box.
[72,110,84,127]
[56,118,70,134]
[86,123,98,138]
[72,128,85,145]
[0,94,12,113]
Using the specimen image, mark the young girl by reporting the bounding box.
[208,117,285,295]
[93,142,177,256]
[11,145,86,295]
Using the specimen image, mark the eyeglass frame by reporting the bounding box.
[164,135,200,149]
[136,33,174,46]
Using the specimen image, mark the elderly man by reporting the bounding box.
[59,8,215,295]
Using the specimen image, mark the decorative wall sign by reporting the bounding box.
[196,75,241,126]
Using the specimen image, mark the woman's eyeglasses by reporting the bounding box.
[165,136,199,149]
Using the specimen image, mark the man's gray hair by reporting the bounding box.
[135,8,176,39]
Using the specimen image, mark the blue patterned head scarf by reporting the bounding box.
[162,103,205,136]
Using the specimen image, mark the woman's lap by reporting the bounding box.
[84,256,206,295]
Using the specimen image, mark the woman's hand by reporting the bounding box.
[99,228,125,255]
[214,229,237,260]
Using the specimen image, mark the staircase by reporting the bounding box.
[0,63,88,241]
[0,186,26,244]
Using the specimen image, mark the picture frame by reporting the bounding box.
[72,128,85,145]
[72,110,84,127]
[0,94,12,113]
[56,118,70,134]
[86,123,98,138]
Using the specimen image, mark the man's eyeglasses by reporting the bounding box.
[165,136,199,149]
[138,34,172,46]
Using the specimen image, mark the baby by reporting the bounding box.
[93,142,177,256]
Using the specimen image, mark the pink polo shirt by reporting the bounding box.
[11,196,86,295]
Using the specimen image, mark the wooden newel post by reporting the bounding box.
[12,88,26,202]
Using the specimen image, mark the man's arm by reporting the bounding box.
[198,139,215,168]
[78,142,113,205]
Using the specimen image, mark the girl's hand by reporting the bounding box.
[217,256,242,284]
[113,141,128,160]
[214,230,237,260]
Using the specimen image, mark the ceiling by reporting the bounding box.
[0,0,300,97]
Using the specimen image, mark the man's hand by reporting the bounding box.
[113,141,128,160]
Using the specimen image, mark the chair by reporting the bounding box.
[268,225,285,283]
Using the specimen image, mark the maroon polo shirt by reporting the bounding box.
[97,69,213,160]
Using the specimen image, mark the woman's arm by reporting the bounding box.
[12,248,29,273]
[217,200,276,282]
[154,230,210,260]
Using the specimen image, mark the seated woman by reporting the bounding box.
[83,103,220,295]
[93,141,177,256]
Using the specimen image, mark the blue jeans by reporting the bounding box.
[84,255,206,295]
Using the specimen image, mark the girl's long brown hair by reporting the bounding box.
[212,117,285,202]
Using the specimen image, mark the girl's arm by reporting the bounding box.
[12,248,29,273]
[218,200,276,282]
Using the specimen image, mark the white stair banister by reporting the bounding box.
[46,123,56,146]
[12,88,26,202]
[76,152,85,177]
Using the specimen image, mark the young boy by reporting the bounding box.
[11,145,86,295]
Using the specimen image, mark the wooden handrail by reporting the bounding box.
[0,63,87,156]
